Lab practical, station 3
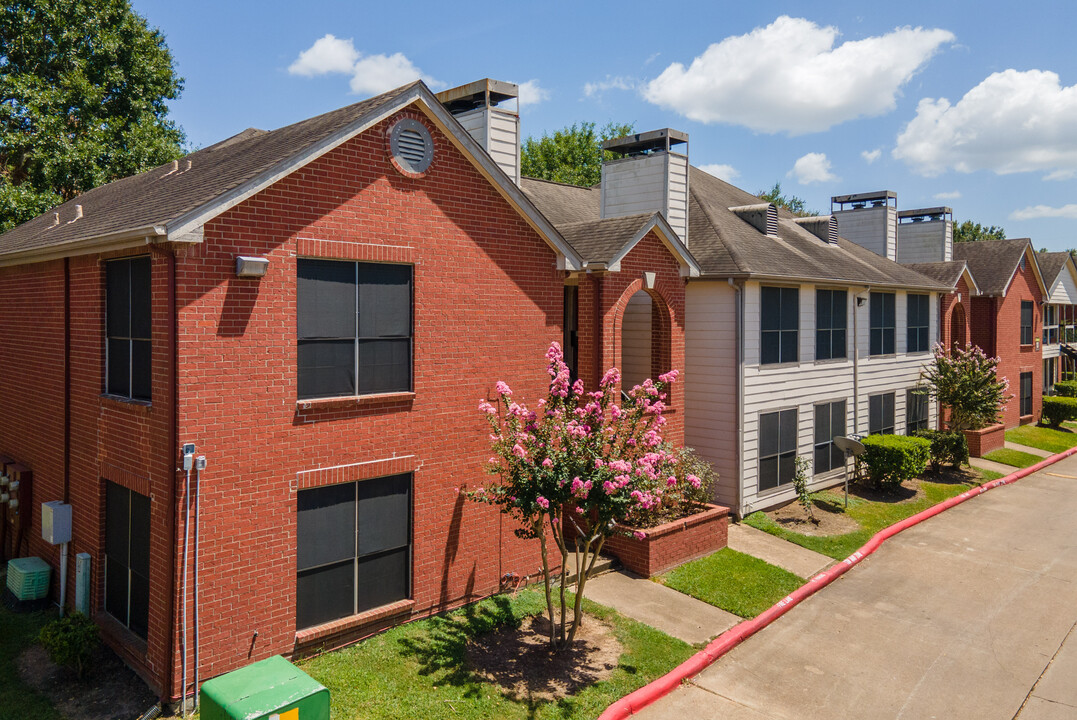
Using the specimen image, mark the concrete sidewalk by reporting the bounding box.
[726,523,833,578]
[635,454,1077,720]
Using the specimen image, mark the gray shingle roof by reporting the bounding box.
[522,166,953,291]
[953,238,1033,296]
[556,213,656,263]
[903,261,972,290]
[0,83,420,257]
[1037,251,1071,289]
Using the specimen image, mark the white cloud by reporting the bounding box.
[789,152,838,184]
[1010,204,1077,220]
[934,190,962,200]
[1045,169,1076,181]
[290,35,441,95]
[861,148,882,163]
[288,34,360,76]
[517,80,549,108]
[642,16,954,135]
[583,76,635,98]
[697,163,740,181]
[894,69,1077,176]
[350,53,441,95]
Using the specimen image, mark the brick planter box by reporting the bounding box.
[965,423,1006,457]
[603,503,730,577]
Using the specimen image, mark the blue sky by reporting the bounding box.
[133,0,1077,251]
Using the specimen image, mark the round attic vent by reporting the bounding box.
[389,118,433,175]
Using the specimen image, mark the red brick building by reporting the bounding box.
[953,239,1047,427]
[0,80,698,701]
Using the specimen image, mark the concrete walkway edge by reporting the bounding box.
[598,446,1077,720]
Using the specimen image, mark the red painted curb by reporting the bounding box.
[598,446,1077,720]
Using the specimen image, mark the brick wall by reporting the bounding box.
[170,108,567,691]
[993,257,1043,427]
[603,503,729,577]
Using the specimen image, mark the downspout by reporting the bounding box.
[853,288,865,434]
[63,257,70,503]
[731,278,745,517]
[166,251,179,705]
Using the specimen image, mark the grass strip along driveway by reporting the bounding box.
[1007,424,1077,454]
[983,448,1044,468]
[298,589,693,720]
[657,549,805,619]
[744,470,1003,561]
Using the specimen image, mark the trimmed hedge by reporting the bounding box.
[1041,395,1077,427]
[1053,380,1077,398]
[912,429,969,469]
[859,434,931,489]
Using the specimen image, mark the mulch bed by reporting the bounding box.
[18,641,158,720]
[763,465,982,536]
[466,612,622,702]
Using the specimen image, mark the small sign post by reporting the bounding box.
[833,435,866,508]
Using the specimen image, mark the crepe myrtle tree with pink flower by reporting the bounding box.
[919,343,1011,431]
[467,342,711,650]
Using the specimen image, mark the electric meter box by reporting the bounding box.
[41,501,72,545]
[199,655,329,720]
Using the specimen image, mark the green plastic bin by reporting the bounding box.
[6,557,51,601]
[199,655,329,720]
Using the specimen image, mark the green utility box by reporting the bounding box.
[199,655,329,720]
[6,557,51,601]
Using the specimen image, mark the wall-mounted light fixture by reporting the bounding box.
[856,296,866,307]
[235,256,269,278]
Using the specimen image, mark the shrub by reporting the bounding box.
[39,612,99,679]
[1041,396,1077,427]
[912,429,969,469]
[859,434,931,489]
[790,456,815,521]
[1053,380,1077,398]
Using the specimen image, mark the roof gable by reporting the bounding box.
[953,238,1046,297]
[0,82,583,271]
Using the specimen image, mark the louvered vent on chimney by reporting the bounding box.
[730,203,779,238]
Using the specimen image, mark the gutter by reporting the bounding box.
[0,226,166,268]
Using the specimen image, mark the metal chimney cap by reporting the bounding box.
[601,128,688,155]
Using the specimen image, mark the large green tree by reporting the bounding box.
[756,182,817,217]
[521,121,634,187]
[0,0,186,231]
[954,220,1006,243]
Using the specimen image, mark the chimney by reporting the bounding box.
[831,191,898,261]
[437,79,520,185]
[600,129,689,245]
[793,215,839,245]
[897,207,953,263]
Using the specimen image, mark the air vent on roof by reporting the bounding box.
[793,215,839,245]
[729,203,779,238]
[389,118,434,176]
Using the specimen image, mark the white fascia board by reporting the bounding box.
[164,83,582,272]
[0,226,165,268]
[605,213,701,277]
[960,264,983,296]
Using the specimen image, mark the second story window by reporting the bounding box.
[906,294,930,353]
[1020,301,1034,346]
[870,292,895,356]
[1044,304,1058,345]
[106,256,152,401]
[761,286,798,365]
[297,259,412,400]
[815,289,847,361]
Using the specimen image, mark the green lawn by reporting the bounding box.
[983,448,1044,468]
[298,588,693,720]
[657,548,804,618]
[0,576,62,720]
[1005,425,1077,454]
[744,479,977,561]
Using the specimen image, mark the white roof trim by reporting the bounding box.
[604,213,700,277]
[1000,241,1047,298]
[165,82,582,271]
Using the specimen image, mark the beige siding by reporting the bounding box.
[1048,270,1077,305]
[737,282,938,515]
[600,152,689,242]
[450,107,519,184]
[684,282,739,509]
[621,291,652,390]
[666,153,689,244]
[897,220,952,263]
[834,206,897,261]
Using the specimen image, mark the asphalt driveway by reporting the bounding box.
[637,456,1077,720]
